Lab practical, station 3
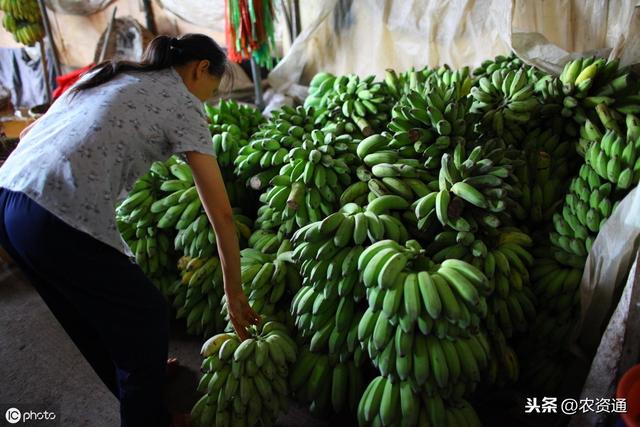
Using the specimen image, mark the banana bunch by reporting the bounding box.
[0,0,44,46]
[519,348,573,395]
[117,219,177,296]
[423,225,537,344]
[220,239,300,325]
[514,132,578,224]
[357,240,491,392]
[304,72,336,112]
[116,160,176,232]
[413,140,522,234]
[386,70,473,169]
[290,285,365,365]
[255,129,358,234]
[145,159,198,228]
[383,65,434,100]
[548,163,620,269]
[125,225,173,274]
[470,68,538,141]
[289,349,365,416]
[116,160,182,276]
[484,282,536,342]
[530,256,581,306]
[354,133,436,206]
[522,251,582,357]
[520,252,582,358]
[191,321,296,427]
[484,330,521,387]
[357,376,482,427]
[172,210,251,259]
[389,67,473,137]
[535,57,637,126]
[211,130,246,169]
[235,105,314,178]
[145,156,252,256]
[170,255,226,336]
[361,306,491,396]
[205,100,263,169]
[288,204,409,361]
[583,114,640,190]
[205,99,265,138]
[479,230,537,337]
[316,74,394,137]
[473,54,544,82]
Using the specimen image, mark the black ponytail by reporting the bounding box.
[73,34,228,93]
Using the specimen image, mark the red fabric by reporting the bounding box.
[52,64,94,100]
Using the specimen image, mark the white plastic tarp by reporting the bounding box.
[155,0,226,32]
[268,0,639,91]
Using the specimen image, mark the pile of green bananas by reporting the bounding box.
[255,129,358,234]
[309,73,394,136]
[234,105,315,179]
[191,321,297,427]
[470,68,539,142]
[413,140,521,234]
[170,255,226,336]
[358,376,482,427]
[0,0,43,46]
[115,51,640,425]
[289,349,365,415]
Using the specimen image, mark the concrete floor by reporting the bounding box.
[0,262,341,427]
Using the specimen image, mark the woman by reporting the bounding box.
[0,34,259,426]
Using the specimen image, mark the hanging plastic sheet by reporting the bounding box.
[155,0,226,33]
[267,0,639,92]
[45,0,115,16]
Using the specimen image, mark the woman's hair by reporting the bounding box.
[73,33,229,92]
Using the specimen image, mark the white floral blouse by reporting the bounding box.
[0,67,213,254]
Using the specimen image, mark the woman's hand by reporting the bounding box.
[186,151,260,340]
[225,287,260,341]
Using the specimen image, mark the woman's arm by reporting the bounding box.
[186,151,260,339]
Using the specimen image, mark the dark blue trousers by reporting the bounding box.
[0,188,170,427]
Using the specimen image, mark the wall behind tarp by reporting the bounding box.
[269,0,640,90]
[0,0,225,68]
